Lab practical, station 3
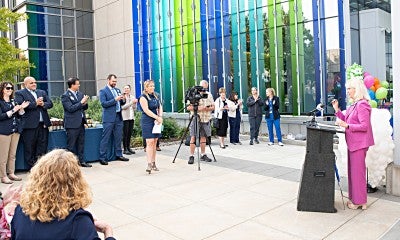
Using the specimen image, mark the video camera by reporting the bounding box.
[185,86,208,105]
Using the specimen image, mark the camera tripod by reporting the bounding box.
[172,106,216,170]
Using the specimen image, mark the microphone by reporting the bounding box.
[309,103,324,114]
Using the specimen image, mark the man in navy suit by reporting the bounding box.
[61,77,92,167]
[98,74,129,165]
[15,76,53,167]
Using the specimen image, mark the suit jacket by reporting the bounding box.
[0,100,23,135]
[14,88,53,129]
[99,86,125,123]
[264,96,281,120]
[121,94,136,121]
[62,90,88,129]
[335,99,374,152]
[246,95,264,117]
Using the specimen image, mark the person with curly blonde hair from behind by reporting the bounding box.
[11,149,115,240]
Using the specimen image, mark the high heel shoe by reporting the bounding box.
[151,162,159,171]
[347,201,367,210]
[1,177,13,184]
[8,174,22,181]
[146,163,152,174]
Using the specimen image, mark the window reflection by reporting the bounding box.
[76,11,93,38]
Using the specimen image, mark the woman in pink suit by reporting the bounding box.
[332,79,374,210]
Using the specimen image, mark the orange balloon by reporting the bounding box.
[374,77,380,85]
[370,86,376,92]
[374,84,381,89]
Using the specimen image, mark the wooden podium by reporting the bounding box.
[297,122,342,213]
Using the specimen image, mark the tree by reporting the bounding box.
[0,7,31,83]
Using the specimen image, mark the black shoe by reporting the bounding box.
[188,156,194,164]
[116,156,129,161]
[80,162,92,168]
[237,141,242,145]
[255,139,260,144]
[250,140,253,145]
[99,160,108,165]
[367,184,378,193]
[200,155,212,162]
[123,150,132,155]
[128,149,136,154]
[156,146,161,151]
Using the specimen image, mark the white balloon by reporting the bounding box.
[366,109,394,188]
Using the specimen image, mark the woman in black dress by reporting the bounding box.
[214,88,233,148]
[139,80,163,174]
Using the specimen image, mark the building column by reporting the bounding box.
[387,0,400,196]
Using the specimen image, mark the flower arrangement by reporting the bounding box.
[346,63,363,81]
[0,185,22,240]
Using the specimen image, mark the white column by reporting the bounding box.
[392,0,400,165]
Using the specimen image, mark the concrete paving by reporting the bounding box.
[3,137,400,240]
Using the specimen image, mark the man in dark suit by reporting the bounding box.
[61,77,91,167]
[15,76,53,167]
[98,74,129,165]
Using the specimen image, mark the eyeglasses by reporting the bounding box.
[5,86,13,90]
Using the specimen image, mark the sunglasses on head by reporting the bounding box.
[5,86,13,90]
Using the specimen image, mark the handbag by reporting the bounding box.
[212,118,219,129]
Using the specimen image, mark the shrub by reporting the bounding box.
[161,117,185,139]
[47,97,63,119]
[132,113,185,139]
[48,97,102,122]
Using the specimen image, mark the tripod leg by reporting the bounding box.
[207,137,217,162]
[172,115,194,163]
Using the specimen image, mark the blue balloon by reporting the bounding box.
[368,89,376,100]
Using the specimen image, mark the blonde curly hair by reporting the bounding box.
[19,149,92,222]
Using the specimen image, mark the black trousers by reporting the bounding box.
[123,119,134,150]
[249,115,262,141]
[21,123,48,166]
[66,123,85,163]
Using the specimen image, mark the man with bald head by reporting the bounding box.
[187,80,214,164]
[15,76,53,167]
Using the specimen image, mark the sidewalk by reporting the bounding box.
[3,138,400,239]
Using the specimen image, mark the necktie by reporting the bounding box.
[111,88,121,112]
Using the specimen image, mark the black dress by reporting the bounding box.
[140,93,162,139]
[216,100,228,137]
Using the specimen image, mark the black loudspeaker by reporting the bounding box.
[297,125,338,213]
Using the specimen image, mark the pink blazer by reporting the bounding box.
[335,99,374,152]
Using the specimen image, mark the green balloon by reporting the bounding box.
[375,87,388,100]
[369,100,377,108]
[380,81,389,88]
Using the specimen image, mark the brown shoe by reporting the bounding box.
[8,174,22,181]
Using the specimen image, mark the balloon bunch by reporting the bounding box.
[346,63,390,108]
[364,72,389,108]
[365,109,394,188]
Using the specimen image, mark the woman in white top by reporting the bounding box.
[121,85,137,155]
[214,88,234,149]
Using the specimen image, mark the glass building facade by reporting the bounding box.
[132,0,346,115]
[9,0,95,97]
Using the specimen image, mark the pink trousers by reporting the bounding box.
[347,148,368,204]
